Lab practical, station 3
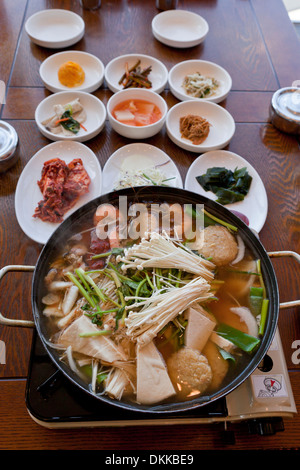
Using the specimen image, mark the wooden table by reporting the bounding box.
[0,0,299,451]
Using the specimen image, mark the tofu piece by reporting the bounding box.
[184,306,216,352]
[210,331,235,353]
[59,315,127,363]
[136,341,176,405]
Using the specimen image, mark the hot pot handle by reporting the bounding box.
[268,250,300,310]
[0,265,35,328]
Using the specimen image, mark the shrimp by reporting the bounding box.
[95,203,126,248]
[108,227,122,248]
[160,203,193,239]
[128,203,159,240]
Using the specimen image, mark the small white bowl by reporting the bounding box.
[152,10,209,48]
[107,88,168,139]
[166,100,235,153]
[25,9,85,49]
[105,53,168,94]
[40,51,105,93]
[168,60,232,104]
[35,91,106,142]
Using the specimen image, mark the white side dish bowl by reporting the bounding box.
[152,10,209,48]
[107,88,168,139]
[35,91,106,142]
[25,9,85,49]
[105,54,168,94]
[39,51,105,93]
[168,60,232,104]
[166,100,235,153]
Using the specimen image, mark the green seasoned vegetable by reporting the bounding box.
[217,323,260,353]
[196,166,252,205]
[59,109,81,134]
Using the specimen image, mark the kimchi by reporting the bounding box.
[33,157,91,223]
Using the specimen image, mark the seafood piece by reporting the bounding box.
[167,347,212,399]
[198,225,238,266]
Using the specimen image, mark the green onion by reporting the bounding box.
[175,270,182,288]
[145,271,154,290]
[218,347,236,363]
[75,268,92,293]
[66,272,96,309]
[258,299,269,336]
[249,286,264,316]
[97,372,108,384]
[92,251,112,259]
[203,209,238,232]
[135,278,148,297]
[226,268,261,276]
[79,329,112,338]
[217,323,260,353]
[77,267,107,303]
[256,259,266,298]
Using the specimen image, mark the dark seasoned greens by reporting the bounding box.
[196,166,252,205]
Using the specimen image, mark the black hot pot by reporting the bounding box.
[0,186,299,414]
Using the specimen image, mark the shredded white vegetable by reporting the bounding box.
[114,166,171,190]
[182,73,219,99]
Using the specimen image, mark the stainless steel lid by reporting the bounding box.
[271,87,300,124]
[0,121,18,161]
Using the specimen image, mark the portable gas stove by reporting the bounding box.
[26,327,297,441]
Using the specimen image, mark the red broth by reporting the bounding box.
[112,99,162,126]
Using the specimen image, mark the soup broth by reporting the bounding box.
[41,200,268,406]
[112,99,162,126]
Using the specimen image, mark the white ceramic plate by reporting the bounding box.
[185,150,268,232]
[25,9,85,49]
[168,60,232,104]
[166,100,235,153]
[35,91,106,142]
[15,141,102,245]
[39,51,105,93]
[105,54,168,94]
[101,143,183,194]
[152,10,209,48]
